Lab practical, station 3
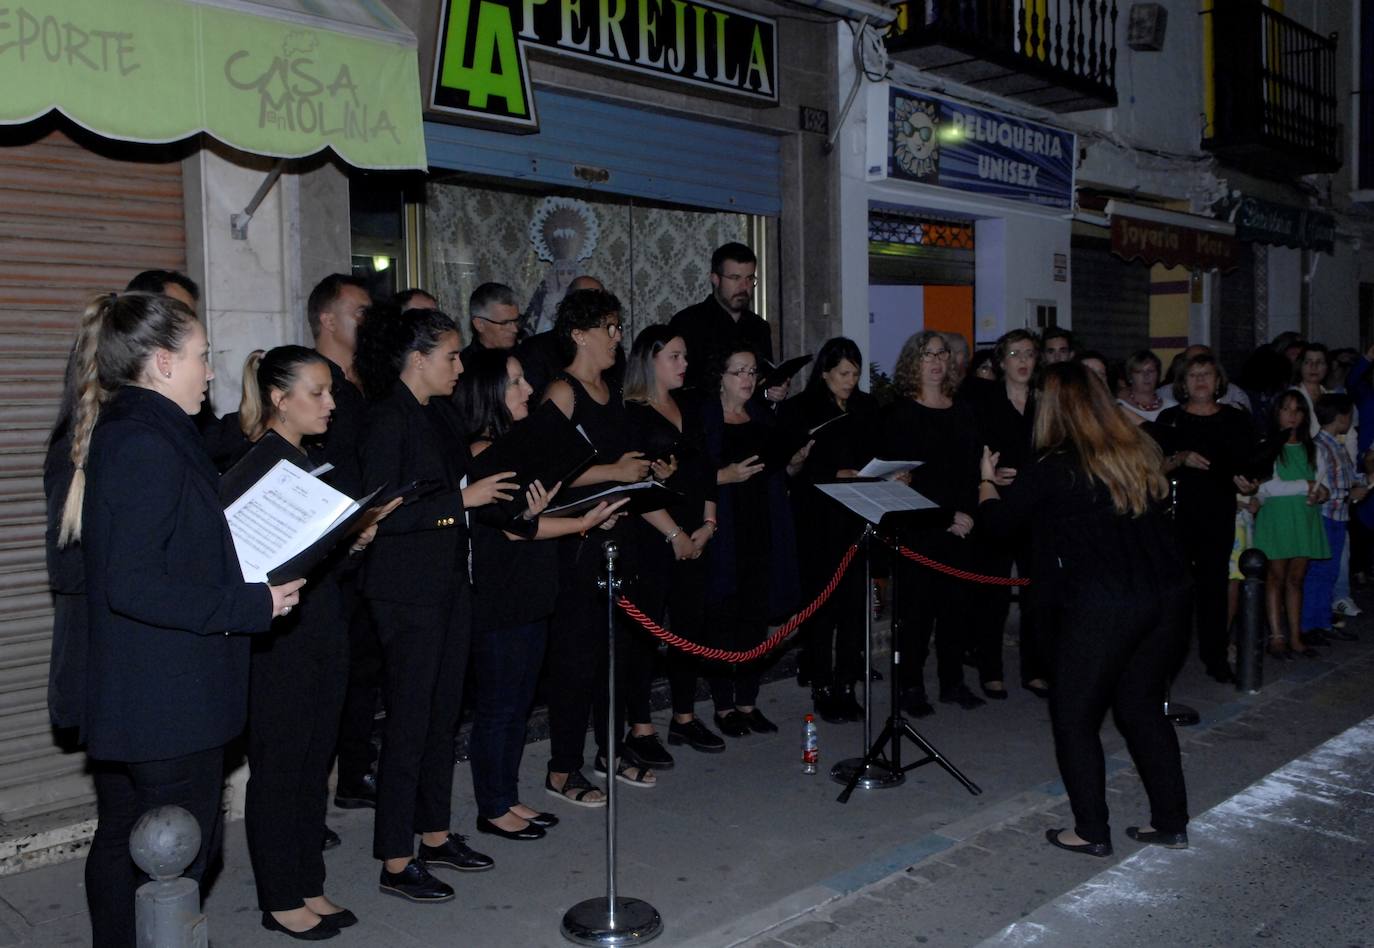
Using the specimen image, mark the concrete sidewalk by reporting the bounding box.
[2,621,1372,946]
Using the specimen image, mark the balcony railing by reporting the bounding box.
[885,1,1118,113]
[1204,0,1341,176]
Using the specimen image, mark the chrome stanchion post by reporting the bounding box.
[831,525,900,790]
[561,541,663,946]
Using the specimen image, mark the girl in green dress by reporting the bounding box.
[1254,391,1330,659]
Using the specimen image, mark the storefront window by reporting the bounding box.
[423,179,759,343]
[349,175,419,303]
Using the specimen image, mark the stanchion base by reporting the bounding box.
[1164,702,1201,727]
[830,758,904,790]
[561,897,663,946]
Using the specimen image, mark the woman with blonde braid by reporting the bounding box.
[56,293,303,946]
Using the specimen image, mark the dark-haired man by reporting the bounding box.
[669,242,786,399]
[125,269,200,311]
[309,274,370,388]
[1042,327,1075,364]
[393,288,439,312]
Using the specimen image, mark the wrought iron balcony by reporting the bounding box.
[1204,0,1341,177]
[884,1,1118,113]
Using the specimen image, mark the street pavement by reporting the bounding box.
[1,606,1372,947]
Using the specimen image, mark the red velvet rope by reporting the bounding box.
[890,543,1031,587]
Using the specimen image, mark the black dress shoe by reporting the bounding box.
[321,827,340,851]
[713,710,751,737]
[261,911,339,940]
[980,683,1009,701]
[667,718,726,753]
[317,909,358,930]
[812,685,847,724]
[833,684,864,722]
[939,683,987,710]
[1125,826,1189,849]
[333,774,377,809]
[524,811,559,829]
[378,860,455,902]
[418,834,494,872]
[622,731,675,769]
[899,687,935,718]
[1044,828,1112,857]
[476,816,546,840]
[741,708,779,733]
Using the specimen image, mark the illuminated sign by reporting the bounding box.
[430,0,778,131]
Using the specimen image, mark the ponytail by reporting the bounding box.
[58,295,117,546]
[238,350,267,439]
[56,292,199,546]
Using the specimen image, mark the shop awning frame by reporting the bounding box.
[1100,199,1238,272]
[0,0,427,171]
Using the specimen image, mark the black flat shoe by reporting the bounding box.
[418,833,494,872]
[524,811,559,829]
[833,685,864,722]
[939,684,987,710]
[333,774,376,809]
[1044,828,1111,858]
[262,912,339,940]
[980,683,1009,701]
[321,827,340,851]
[667,718,726,753]
[622,731,675,769]
[741,708,779,733]
[713,710,751,737]
[379,860,455,902]
[812,685,847,724]
[899,687,935,719]
[1126,826,1189,849]
[476,816,545,840]
[317,909,357,930]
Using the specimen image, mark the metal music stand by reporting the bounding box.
[812,481,983,803]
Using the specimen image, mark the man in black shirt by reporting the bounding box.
[462,282,521,363]
[668,242,788,401]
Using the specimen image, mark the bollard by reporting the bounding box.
[561,541,663,946]
[1236,547,1268,694]
[132,805,207,948]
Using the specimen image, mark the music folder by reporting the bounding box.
[759,354,813,391]
[223,458,383,585]
[543,480,680,519]
[469,401,598,497]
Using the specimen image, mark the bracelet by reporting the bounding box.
[979,478,995,487]
[703,517,717,529]
[664,528,683,543]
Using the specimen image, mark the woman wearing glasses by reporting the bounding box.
[880,331,984,715]
[969,329,1048,700]
[543,290,658,804]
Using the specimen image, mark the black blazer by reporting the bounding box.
[82,386,271,762]
[359,385,467,604]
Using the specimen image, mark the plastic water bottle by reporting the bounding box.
[802,713,819,774]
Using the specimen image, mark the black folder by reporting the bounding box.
[759,354,813,391]
[264,484,386,584]
[219,434,306,506]
[542,480,680,518]
[469,401,598,496]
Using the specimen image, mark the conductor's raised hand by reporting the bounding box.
[721,454,765,484]
[611,451,652,483]
[463,470,519,508]
[270,578,307,619]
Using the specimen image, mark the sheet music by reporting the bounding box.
[224,460,358,583]
[816,481,937,524]
[857,459,924,479]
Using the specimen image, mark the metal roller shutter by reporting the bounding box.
[0,130,186,824]
[1070,238,1151,362]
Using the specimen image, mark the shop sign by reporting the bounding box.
[1111,214,1236,272]
[887,88,1075,209]
[1216,195,1336,254]
[430,0,778,131]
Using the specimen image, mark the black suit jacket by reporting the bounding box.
[359,385,467,604]
[82,386,271,762]
[669,294,774,390]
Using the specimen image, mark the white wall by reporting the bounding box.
[1308,241,1363,348]
[869,285,923,375]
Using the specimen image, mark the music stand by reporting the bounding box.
[813,482,983,803]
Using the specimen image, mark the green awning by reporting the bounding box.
[0,0,426,170]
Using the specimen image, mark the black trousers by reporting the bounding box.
[704,553,770,710]
[335,580,382,789]
[974,543,1046,685]
[629,546,704,720]
[86,746,225,948]
[546,539,627,774]
[469,619,547,819]
[1049,591,1191,845]
[370,587,471,860]
[1177,509,1236,673]
[244,612,349,911]
[895,531,970,694]
[802,565,865,687]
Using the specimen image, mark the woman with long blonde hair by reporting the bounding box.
[979,362,1191,858]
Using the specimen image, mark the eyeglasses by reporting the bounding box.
[600,322,623,337]
[476,314,520,327]
[725,368,759,378]
[920,349,951,362]
[719,272,758,287]
[1005,348,1037,361]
